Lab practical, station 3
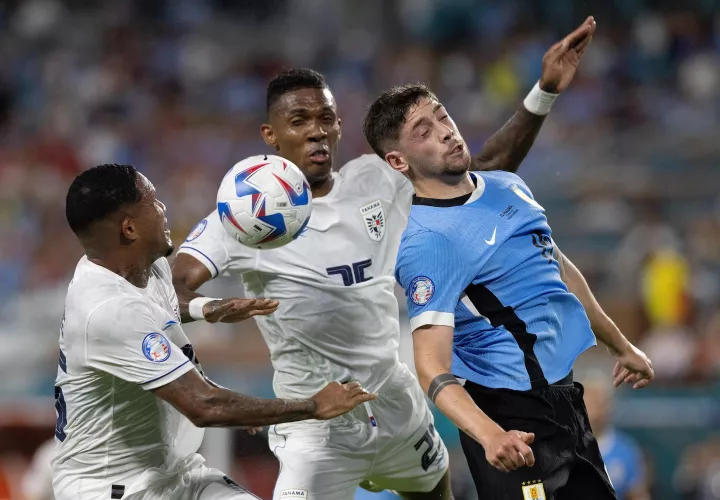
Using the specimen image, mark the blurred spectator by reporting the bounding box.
[584,374,651,500]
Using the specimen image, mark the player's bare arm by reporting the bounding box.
[554,245,654,389]
[153,367,375,427]
[412,324,535,473]
[472,16,596,173]
[171,252,279,324]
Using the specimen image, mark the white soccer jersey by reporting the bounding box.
[178,155,414,399]
[52,256,204,499]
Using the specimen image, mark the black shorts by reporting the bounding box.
[460,376,616,500]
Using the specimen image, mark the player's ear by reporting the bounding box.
[337,117,342,140]
[260,123,277,149]
[385,151,409,174]
[120,216,139,242]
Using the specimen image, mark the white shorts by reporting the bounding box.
[268,363,449,500]
[54,457,258,500]
[124,465,259,500]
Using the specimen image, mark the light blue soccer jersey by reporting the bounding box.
[395,171,596,391]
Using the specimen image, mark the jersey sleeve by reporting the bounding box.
[85,298,195,390]
[396,230,469,332]
[176,211,256,278]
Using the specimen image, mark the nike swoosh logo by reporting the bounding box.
[485,227,497,245]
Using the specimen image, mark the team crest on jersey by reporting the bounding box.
[359,200,385,241]
[521,480,546,500]
[409,276,435,306]
[142,333,171,363]
[185,219,207,242]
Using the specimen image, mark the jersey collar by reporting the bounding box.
[412,172,485,207]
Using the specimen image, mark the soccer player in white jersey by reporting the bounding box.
[53,164,375,500]
[173,18,597,500]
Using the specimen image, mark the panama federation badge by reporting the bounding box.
[359,200,385,242]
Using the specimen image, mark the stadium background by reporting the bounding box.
[0,0,719,498]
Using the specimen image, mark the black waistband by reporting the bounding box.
[549,370,574,388]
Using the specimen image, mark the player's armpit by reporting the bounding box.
[171,253,213,323]
[152,369,375,427]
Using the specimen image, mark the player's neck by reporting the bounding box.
[87,251,153,289]
[413,172,475,200]
[310,175,334,198]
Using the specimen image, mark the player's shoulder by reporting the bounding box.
[338,154,405,196]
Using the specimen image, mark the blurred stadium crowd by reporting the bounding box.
[0,0,719,499]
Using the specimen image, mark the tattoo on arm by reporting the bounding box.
[428,373,462,404]
[472,107,546,173]
[154,370,317,427]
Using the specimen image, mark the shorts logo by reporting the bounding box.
[142,333,171,363]
[185,219,208,242]
[409,276,434,306]
[521,480,546,500]
[359,200,385,242]
[280,490,308,499]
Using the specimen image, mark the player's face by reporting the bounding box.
[132,174,174,259]
[389,97,471,179]
[261,88,342,186]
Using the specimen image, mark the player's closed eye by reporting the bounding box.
[291,118,305,126]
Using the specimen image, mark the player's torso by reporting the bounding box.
[213,156,412,397]
[249,161,411,396]
[54,258,203,485]
[406,172,594,389]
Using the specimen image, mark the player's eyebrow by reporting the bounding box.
[410,103,444,131]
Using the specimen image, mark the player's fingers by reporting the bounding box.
[561,19,594,53]
[633,378,651,390]
[498,454,517,472]
[352,391,377,403]
[523,446,536,467]
[574,33,593,57]
[613,367,629,387]
[518,431,535,445]
[612,361,621,378]
[246,305,280,318]
[344,381,362,391]
[623,372,637,385]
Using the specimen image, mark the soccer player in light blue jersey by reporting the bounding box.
[362,72,655,499]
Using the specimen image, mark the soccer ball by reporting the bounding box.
[217,155,312,249]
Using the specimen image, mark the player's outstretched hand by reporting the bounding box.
[484,430,536,473]
[202,297,279,323]
[539,15,597,94]
[612,344,654,389]
[311,381,377,420]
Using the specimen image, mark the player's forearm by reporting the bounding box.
[560,252,632,355]
[195,387,317,427]
[472,107,546,173]
[174,282,205,324]
[417,363,504,448]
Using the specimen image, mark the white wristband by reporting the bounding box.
[523,81,559,116]
[189,297,220,321]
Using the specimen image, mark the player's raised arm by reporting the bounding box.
[472,16,596,173]
[554,245,654,389]
[152,369,375,427]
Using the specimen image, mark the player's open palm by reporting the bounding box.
[613,344,654,389]
[202,297,279,323]
[484,430,536,473]
[311,381,377,420]
[539,16,596,93]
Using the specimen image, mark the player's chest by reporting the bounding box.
[251,197,405,283]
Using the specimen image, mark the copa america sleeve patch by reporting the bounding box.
[185,219,208,242]
[409,276,435,306]
[142,333,172,362]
